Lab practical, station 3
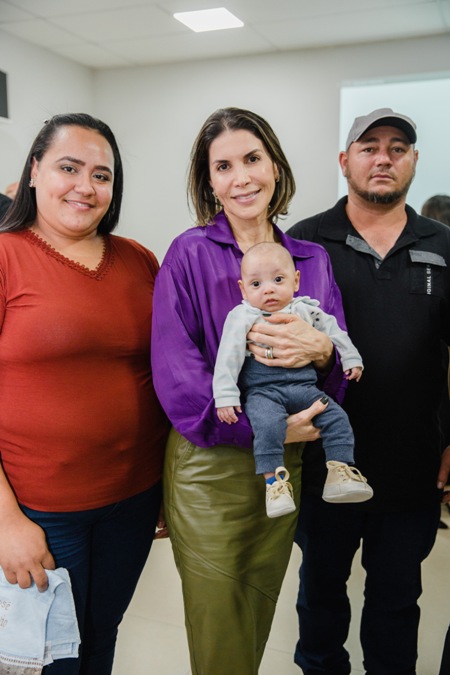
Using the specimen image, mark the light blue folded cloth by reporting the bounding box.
[0,567,80,673]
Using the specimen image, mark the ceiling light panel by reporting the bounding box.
[173,7,244,33]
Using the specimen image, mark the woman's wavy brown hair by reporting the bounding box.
[187,107,295,227]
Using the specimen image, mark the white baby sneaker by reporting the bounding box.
[266,466,296,518]
[322,461,374,503]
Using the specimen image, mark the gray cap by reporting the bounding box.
[345,107,417,150]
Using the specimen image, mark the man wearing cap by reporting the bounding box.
[287,108,450,674]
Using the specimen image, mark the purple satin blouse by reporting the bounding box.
[151,211,346,449]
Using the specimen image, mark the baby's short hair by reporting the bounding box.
[241,242,295,273]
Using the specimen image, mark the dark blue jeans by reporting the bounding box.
[294,494,440,675]
[439,625,450,675]
[21,483,162,675]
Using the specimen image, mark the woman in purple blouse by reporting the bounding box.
[151,107,346,675]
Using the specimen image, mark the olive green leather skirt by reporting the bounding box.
[163,428,303,675]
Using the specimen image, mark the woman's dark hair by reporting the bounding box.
[188,107,296,227]
[0,113,123,234]
[421,194,450,227]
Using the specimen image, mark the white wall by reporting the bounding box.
[0,30,93,194]
[93,34,450,261]
[1,31,449,262]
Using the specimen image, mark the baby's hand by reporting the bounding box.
[345,366,363,382]
[217,406,242,424]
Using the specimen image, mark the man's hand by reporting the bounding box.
[438,445,450,503]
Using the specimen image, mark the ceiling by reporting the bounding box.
[1,0,449,70]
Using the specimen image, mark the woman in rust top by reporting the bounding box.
[0,113,169,674]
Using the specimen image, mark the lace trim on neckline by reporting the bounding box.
[21,229,114,280]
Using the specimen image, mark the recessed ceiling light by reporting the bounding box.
[173,7,244,33]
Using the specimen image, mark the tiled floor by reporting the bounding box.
[112,506,450,675]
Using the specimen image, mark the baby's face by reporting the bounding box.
[238,248,300,312]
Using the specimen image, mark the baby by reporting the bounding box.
[213,242,373,518]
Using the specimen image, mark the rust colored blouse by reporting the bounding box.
[0,230,169,511]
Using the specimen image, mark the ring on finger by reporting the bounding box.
[265,346,274,360]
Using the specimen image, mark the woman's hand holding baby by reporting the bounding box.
[247,314,334,370]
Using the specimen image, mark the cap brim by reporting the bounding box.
[362,116,417,144]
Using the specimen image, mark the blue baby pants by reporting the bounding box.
[239,358,354,474]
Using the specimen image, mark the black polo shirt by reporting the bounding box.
[0,193,12,223]
[287,197,450,511]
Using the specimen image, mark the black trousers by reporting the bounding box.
[439,625,450,675]
[294,493,440,674]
